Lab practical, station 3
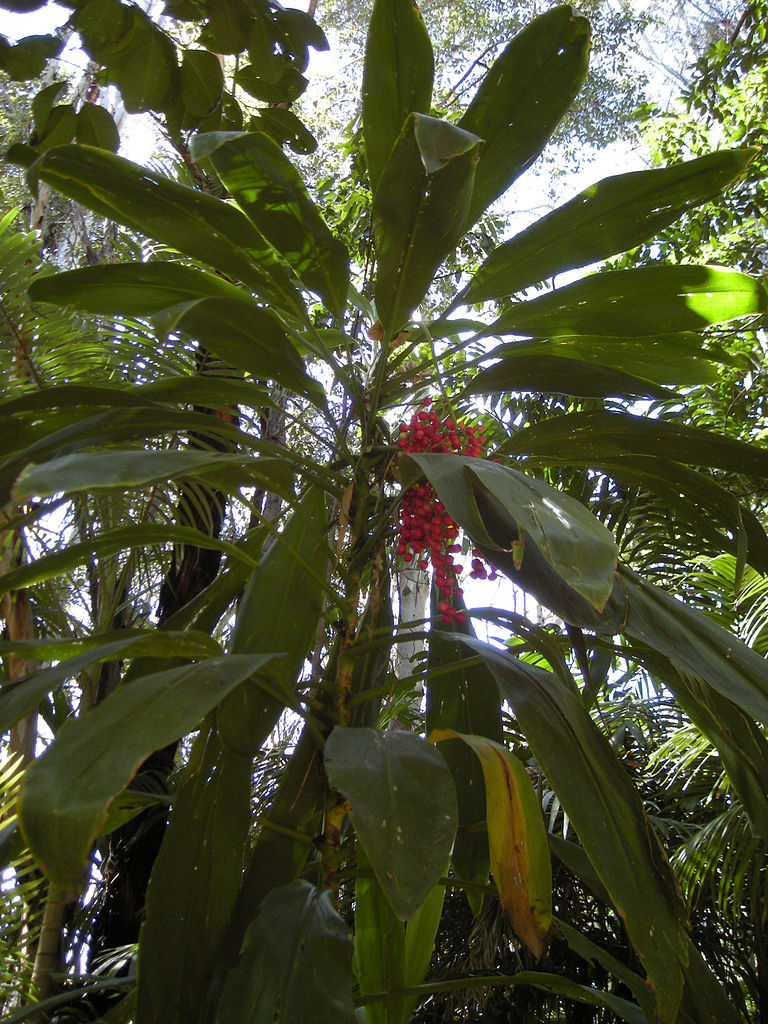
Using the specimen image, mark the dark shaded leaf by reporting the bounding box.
[75,103,120,151]
[458,6,589,228]
[0,33,62,80]
[180,48,223,116]
[8,144,307,318]
[215,880,356,1024]
[324,727,458,920]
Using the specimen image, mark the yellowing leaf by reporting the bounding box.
[431,729,552,959]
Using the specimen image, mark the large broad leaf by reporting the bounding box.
[0,33,62,80]
[504,409,768,480]
[28,261,252,314]
[432,729,552,960]
[18,653,279,895]
[426,593,502,910]
[191,131,350,320]
[374,113,482,336]
[14,449,293,502]
[465,352,675,400]
[138,729,251,1024]
[466,334,729,389]
[455,636,692,1024]
[215,880,356,1024]
[458,6,589,228]
[7,143,307,318]
[462,148,758,303]
[324,727,458,920]
[219,485,330,758]
[489,265,768,338]
[0,631,220,735]
[180,48,224,117]
[362,0,434,193]
[164,297,325,404]
[404,453,618,609]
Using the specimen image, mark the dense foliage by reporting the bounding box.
[1,1,767,1022]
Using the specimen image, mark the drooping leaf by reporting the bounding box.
[454,636,691,1024]
[324,727,458,920]
[180,48,224,117]
[462,148,758,302]
[431,729,552,959]
[74,103,120,151]
[99,6,177,114]
[458,6,590,228]
[0,33,63,80]
[374,113,482,335]
[215,880,357,1024]
[362,0,434,192]
[426,593,502,909]
[488,265,768,338]
[18,653,279,895]
[138,729,251,1024]
[404,453,618,609]
[219,485,330,758]
[7,144,307,318]
[192,131,349,319]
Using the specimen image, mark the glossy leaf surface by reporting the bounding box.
[404,453,618,609]
[324,727,457,920]
[489,265,768,338]
[463,148,757,302]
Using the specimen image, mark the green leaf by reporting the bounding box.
[469,334,728,388]
[219,485,330,758]
[433,730,551,959]
[168,297,325,404]
[0,33,62,80]
[374,113,482,335]
[234,63,308,104]
[180,48,223,116]
[192,131,349,319]
[324,727,458,921]
[9,144,307,318]
[354,842,407,1024]
[28,260,255,314]
[466,352,676,400]
[404,453,618,609]
[13,449,293,501]
[138,729,251,1024]
[74,103,119,151]
[426,595,502,909]
[489,265,768,338]
[253,106,317,155]
[456,636,691,1024]
[462,148,758,302]
[504,409,768,480]
[31,80,66,135]
[18,653,279,894]
[215,880,356,1024]
[35,103,76,150]
[362,0,434,192]
[0,631,221,735]
[106,7,177,113]
[458,6,590,228]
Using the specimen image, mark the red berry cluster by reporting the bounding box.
[396,399,498,624]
